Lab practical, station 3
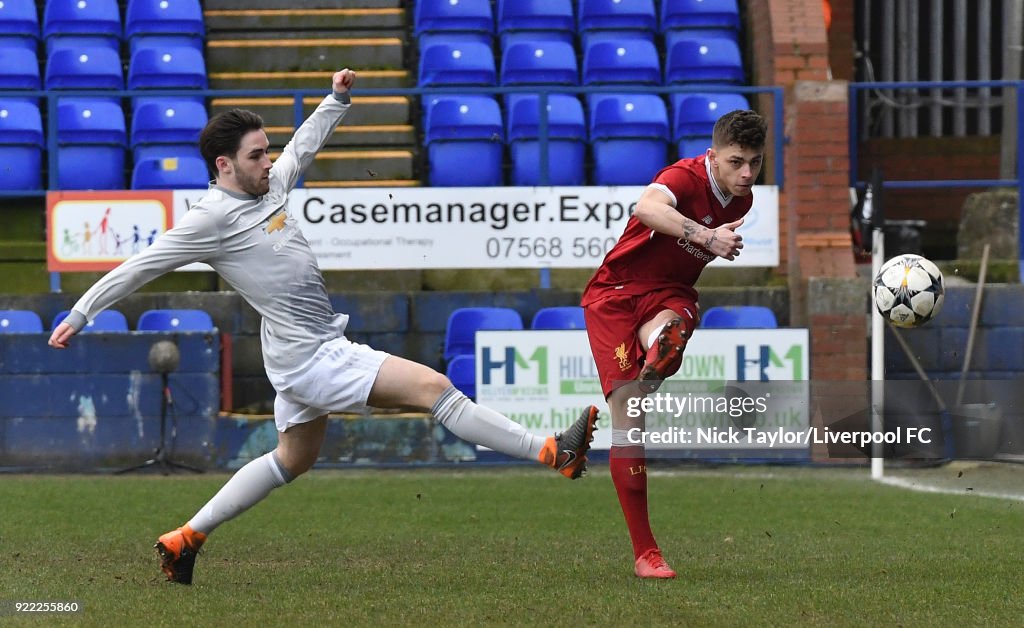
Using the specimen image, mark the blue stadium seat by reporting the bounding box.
[424,95,503,186]
[128,44,208,89]
[46,34,120,56]
[414,0,493,36]
[661,0,741,32]
[664,25,738,45]
[0,46,41,89]
[132,155,209,189]
[531,306,586,330]
[417,31,493,54]
[56,98,125,143]
[128,34,203,55]
[507,94,586,185]
[0,0,39,52]
[137,308,215,331]
[0,34,37,52]
[497,0,574,38]
[56,98,126,189]
[131,99,207,146]
[43,0,121,38]
[426,141,503,186]
[700,306,778,329]
[444,307,524,361]
[418,41,497,86]
[0,99,44,190]
[589,94,669,185]
[132,142,201,163]
[45,46,124,89]
[53,309,130,332]
[445,354,477,400]
[501,40,578,86]
[125,0,204,37]
[0,310,43,333]
[665,35,745,84]
[424,95,503,141]
[579,0,657,33]
[499,30,574,49]
[582,37,661,85]
[672,92,748,139]
[677,136,711,158]
[579,28,655,49]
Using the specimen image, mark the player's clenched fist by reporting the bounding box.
[333,69,355,93]
[48,322,75,349]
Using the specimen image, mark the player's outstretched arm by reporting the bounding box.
[272,68,357,192]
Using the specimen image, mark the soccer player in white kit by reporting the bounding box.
[48,69,599,585]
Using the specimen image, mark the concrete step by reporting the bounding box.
[264,124,415,148]
[208,28,405,41]
[208,69,412,90]
[206,37,404,72]
[210,95,411,127]
[305,179,421,188]
[270,148,415,181]
[204,7,406,32]
[205,0,401,9]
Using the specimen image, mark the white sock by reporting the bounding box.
[612,428,635,447]
[187,451,293,535]
[431,386,544,460]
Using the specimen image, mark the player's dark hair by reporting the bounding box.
[712,109,767,151]
[199,109,265,176]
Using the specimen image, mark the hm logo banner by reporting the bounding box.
[736,344,804,381]
[482,346,548,386]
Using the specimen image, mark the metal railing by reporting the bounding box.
[850,80,1024,278]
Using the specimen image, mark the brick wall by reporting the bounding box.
[857,136,1002,258]
[749,0,866,381]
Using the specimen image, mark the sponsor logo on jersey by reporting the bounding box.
[675,237,715,263]
[265,211,287,234]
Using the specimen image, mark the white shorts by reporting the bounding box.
[267,336,390,432]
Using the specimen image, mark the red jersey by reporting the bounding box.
[581,155,753,306]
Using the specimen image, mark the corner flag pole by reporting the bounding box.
[868,169,885,480]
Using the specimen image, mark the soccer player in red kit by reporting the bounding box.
[581,109,767,578]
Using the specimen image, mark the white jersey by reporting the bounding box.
[66,93,352,377]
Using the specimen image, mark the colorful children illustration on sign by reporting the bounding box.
[47,192,173,272]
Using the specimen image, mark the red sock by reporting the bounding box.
[609,445,658,559]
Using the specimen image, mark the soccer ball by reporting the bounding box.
[873,254,945,328]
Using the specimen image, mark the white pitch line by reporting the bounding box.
[876,475,1024,502]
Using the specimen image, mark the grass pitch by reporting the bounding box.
[2,465,1023,626]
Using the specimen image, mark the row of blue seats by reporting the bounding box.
[424,92,747,186]
[4,33,203,56]
[0,0,204,41]
[415,0,740,38]
[419,36,744,88]
[0,309,215,333]
[0,98,208,190]
[442,304,777,399]
[445,305,778,363]
[0,43,207,90]
[445,306,586,362]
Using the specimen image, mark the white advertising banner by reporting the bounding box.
[475,329,809,456]
[173,185,779,270]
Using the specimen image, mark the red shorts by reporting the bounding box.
[583,288,699,398]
